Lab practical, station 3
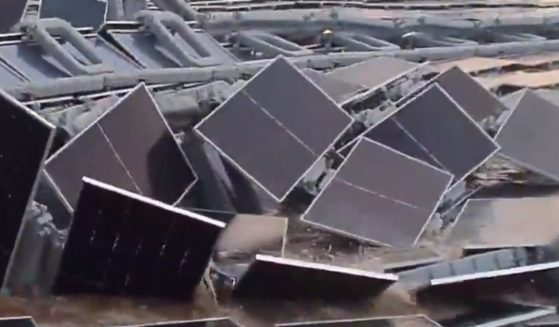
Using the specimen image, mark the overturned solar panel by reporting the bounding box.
[55,177,225,297]
[113,318,241,327]
[45,84,197,210]
[405,248,559,296]
[0,317,37,327]
[445,197,559,248]
[196,56,353,201]
[435,67,507,123]
[399,248,532,289]
[40,0,107,28]
[304,137,452,247]
[495,90,559,183]
[361,84,499,183]
[233,254,397,299]
[302,69,364,104]
[0,90,55,284]
[276,315,441,327]
[438,301,556,327]
[326,57,420,90]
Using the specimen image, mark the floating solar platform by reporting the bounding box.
[106,27,237,69]
[0,317,37,327]
[435,67,507,123]
[326,57,420,91]
[445,197,559,248]
[302,69,364,105]
[40,0,107,28]
[275,315,441,327]
[0,90,55,284]
[113,318,241,327]
[195,56,353,201]
[0,0,27,33]
[45,84,197,210]
[438,301,556,327]
[233,254,397,299]
[359,84,499,184]
[495,90,559,184]
[303,137,453,247]
[55,177,225,298]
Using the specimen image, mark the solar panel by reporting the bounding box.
[46,84,197,210]
[276,315,441,327]
[435,67,507,122]
[364,84,499,183]
[438,302,556,327]
[0,0,26,33]
[233,254,397,299]
[111,318,240,327]
[495,90,559,183]
[40,0,107,28]
[326,57,420,90]
[196,57,353,201]
[302,69,364,104]
[0,90,55,284]
[423,260,559,297]
[0,317,36,327]
[303,137,452,247]
[55,177,225,297]
[445,197,559,248]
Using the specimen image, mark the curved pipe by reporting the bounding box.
[20,19,112,75]
[136,10,220,67]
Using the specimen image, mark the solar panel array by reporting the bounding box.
[196,56,353,201]
[303,138,452,246]
[46,84,197,210]
[55,177,225,297]
[0,90,54,284]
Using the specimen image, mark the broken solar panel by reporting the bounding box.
[276,315,441,327]
[55,177,225,297]
[363,84,499,183]
[495,90,559,184]
[40,0,107,28]
[326,57,420,90]
[0,317,37,327]
[0,90,55,284]
[233,254,397,299]
[195,56,353,201]
[45,84,197,210]
[445,197,559,248]
[113,318,241,327]
[303,137,452,247]
[0,0,26,33]
[302,69,364,104]
[435,67,507,122]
